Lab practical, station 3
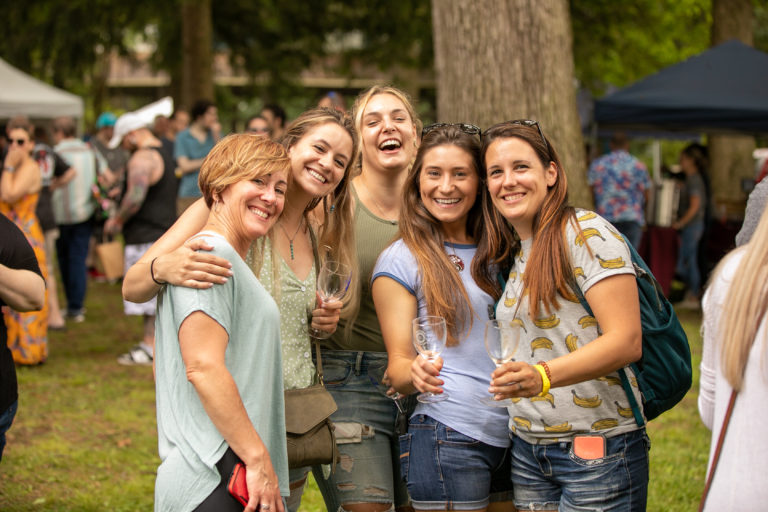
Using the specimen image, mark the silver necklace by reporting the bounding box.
[278,217,304,260]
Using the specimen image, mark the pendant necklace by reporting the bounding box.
[447,242,465,272]
[278,217,304,260]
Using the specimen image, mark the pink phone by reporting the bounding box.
[573,435,606,460]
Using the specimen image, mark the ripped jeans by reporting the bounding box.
[312,350,410,511]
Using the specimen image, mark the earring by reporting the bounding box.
[214,199,220,213]
[329,204,336,213]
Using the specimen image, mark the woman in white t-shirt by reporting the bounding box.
[372,123,515,511]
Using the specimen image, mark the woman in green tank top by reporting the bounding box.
[310,86,422,512]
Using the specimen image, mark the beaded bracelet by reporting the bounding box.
[150,257,166,286]
[532,364,551,396]
[537,360,553,382]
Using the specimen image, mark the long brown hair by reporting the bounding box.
[400,125,484,345]
[480,121,579,319]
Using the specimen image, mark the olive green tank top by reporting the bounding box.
[324,184,399,352]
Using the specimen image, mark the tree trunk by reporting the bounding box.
[709,0,754,217]
[180,0,214,109]
[431,0,590,208]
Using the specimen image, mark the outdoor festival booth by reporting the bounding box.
[0,57,84,120]
[593,39,768,296]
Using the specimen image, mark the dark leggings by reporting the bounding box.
[194,448,245,512]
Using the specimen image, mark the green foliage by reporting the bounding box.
[571,0,712,95]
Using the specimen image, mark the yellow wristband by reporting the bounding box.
[533,364,550,396]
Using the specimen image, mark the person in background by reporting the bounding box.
[245,115,272,138]
[318,91,347,113]
[104,109,178,366]
[152,134,290,511]
[168,109,190,143]
[587,132,652,249]
[481,120,648,511]
[1,116,49,365]
[175,99,221,216]
[699,201,768,510]
[312,85,421,512]
[32,125,69,330]
[672,143,708,308]
[261,103,288,141]
[372,124,515,511]
[0,215,46,461]
[734,177,768,247]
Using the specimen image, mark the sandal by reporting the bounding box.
[117,344,153,366]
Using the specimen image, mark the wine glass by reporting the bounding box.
[481,319,521,407]
[412,316,448,403]
[308,260,352,340]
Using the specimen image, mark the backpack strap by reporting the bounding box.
[571,276,646,427]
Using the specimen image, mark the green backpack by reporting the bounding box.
[573,238,692,425]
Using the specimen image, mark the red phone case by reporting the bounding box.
[227,462,249,506]
[572,435,606,460]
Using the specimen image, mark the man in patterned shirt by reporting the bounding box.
[588,132,652,249]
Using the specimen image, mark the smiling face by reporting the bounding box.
[288,122,353,199]
[419,144,479,236]
[359,93,417,174]
[219,170,288,243]
[485,137,557,240]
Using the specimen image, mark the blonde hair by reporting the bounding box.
[713,204,768,391]
[350,85,422,176]
[198,134,290,208]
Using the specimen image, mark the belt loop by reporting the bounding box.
[354,351,364,375]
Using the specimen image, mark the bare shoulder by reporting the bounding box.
[129,147,165,183]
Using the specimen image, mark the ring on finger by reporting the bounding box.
[260,505,271,510]
[517,382,523,391]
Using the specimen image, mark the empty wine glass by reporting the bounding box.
[412,316,448,403]
[481,319,521,407]
[308,260,352,340]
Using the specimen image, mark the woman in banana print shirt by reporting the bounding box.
[477,120,650,512]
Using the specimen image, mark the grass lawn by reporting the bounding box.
[0,280,709,511]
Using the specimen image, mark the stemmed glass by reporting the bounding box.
[308,260,352,340]
[481,319,521,407]
[412,316,448,403]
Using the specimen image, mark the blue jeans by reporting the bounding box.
[675,219,704,296]
[510,429,650,511]
[611,221,643,252]
[0,400,18,462]
[311,350,409,510]
[56,220,92,314]
[400,414,513,510]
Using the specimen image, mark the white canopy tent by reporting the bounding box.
[0,57,83,119]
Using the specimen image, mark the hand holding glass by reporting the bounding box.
[309,260,352,340]
[482,319,521,406]
[412,316,448,403]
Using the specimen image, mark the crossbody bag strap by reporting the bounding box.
[698,389,737,512]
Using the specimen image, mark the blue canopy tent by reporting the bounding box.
[594,40,768,135]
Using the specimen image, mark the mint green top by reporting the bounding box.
[325,185,399,352]
[154,232,288,511]
[255,236,317,390]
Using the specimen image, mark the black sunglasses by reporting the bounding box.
[8,137,28,145]
[422,123,481,137]
[504,119,549,153]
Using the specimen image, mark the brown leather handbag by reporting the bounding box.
[284,341,339,471]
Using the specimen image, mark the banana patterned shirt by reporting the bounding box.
[497,209,645,443]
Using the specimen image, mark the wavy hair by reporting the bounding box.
[399,125,484,345]
[711,204,768,391]
[479,121,579,319]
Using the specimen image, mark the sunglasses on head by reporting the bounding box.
[8,137,28,146]
[422,123,481,138]
[504,119,549,153]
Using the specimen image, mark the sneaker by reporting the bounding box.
[66,310,86,323]
[117,344,153,366]
[676,293,700,310]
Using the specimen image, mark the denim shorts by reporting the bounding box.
[511,429,650,511]
[400,414,513,510]
[311,350,409,510]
